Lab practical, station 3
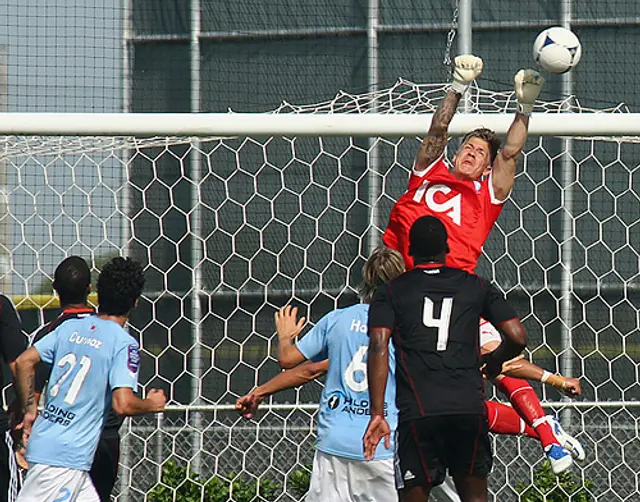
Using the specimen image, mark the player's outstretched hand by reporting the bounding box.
[451,54,484,94]
[363,415,391,461]
[515,69,544,114]
[274,305,306,342]
[236,392,263,419]
[561,377,582,398]
[146,389,167,412]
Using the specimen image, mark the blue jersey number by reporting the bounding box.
[49,354,93,405]
[344,345,368,392]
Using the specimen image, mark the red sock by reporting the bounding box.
[485,401,537,438]
[496,376,559,449]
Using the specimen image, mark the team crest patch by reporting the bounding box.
[128,344,140,373]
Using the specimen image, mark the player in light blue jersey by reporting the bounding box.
[237,246,406,502]
[14,258,166,502]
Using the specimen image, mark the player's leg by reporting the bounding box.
[443,414,492,502]
[485,401,537,438]
[89,434,120,502]
[480,322,572,473]
[398,485,431,502]
[395,419,444,502]
[0,427,21,502]
[451,474,488,502]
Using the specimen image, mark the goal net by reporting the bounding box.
[4,80,639,501]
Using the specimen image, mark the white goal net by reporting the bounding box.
[3,80,639,501]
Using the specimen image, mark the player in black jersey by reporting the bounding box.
[31,257,122,502]
[364,216,528,502]
[0,295,27,502]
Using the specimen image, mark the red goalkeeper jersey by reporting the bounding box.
[382,155,506,273]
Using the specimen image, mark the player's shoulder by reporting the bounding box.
[0,294,19,317]
[321,303,368,327]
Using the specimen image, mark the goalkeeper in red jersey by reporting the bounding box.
[382,55,585,474]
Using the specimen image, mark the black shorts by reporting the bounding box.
[0,425,21,502]
[395,414,492,490]
[89,433,121,502]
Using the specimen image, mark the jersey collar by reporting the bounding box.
[61,307,95,315]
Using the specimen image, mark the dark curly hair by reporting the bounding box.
[97,257,145,316]
[53,256,91,306]
[460,128,501,164]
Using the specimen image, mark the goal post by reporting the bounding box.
[3,81,639,501]
[1,111,640,136]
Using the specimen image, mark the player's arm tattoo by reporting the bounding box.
[24,374,35,408]
[416,90,462,171]
[14,347,41,414]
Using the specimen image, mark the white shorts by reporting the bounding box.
[479,319,502,348]
[305,450,397,502]
[16,464,99,502]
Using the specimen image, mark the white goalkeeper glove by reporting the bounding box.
[515,69,544,115]
[451,55,484,95]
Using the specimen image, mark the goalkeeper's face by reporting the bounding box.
[452,137,492,181]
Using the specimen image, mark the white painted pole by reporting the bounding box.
[560,0,575,426]
[458,0,473,113]
[189,0,204,476]
[366,0,381,254]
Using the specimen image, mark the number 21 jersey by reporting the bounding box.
[383,155,506,273]
[27,316,140,471]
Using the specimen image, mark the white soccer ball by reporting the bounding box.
[533,26,582,74]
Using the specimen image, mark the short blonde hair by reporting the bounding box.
[358,246,406,303]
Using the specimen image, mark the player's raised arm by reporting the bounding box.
[275,306,307,369]
[415,55,483,172]
[491,69,544,201]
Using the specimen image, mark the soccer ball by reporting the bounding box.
[533,27,582,74]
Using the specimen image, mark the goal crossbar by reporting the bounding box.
[1,112,639,137]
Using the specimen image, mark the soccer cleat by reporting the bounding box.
[545,444,573,474]
[548,416,586,462]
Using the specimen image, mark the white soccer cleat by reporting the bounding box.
[548,416,586,462]
[545,444,573,475]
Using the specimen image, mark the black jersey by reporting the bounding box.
[0,295,26,429]
[33,308,124,434]
[368,264,518,422]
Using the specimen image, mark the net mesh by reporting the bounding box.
[4,81,640,501]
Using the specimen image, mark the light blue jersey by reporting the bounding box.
[26,316,139,471]
[297,303,397,461]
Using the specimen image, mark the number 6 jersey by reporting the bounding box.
[296,304,398,461]
[382,154,506,273]
[26,315,140,471]
[368,264,518,423]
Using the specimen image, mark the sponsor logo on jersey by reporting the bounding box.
[128,344,140,373]
[422,268,440,275]
[338,396,389,417]
[69,331,102,349]
[349,319,368,334]
[40,403,76,427]
[327,393,341,411]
